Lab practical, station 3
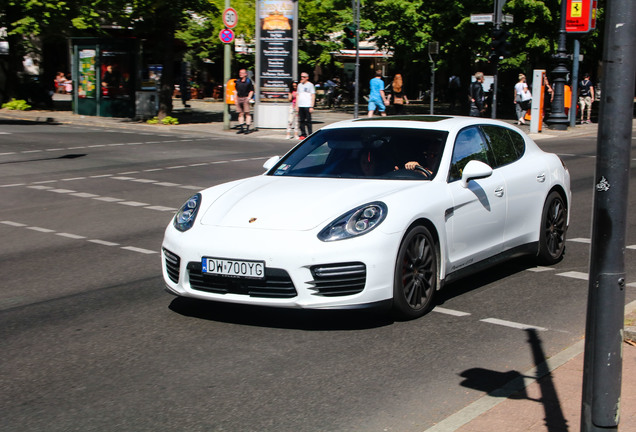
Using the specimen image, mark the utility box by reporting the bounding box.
[135,91,158,119]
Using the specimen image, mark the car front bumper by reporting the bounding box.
[161,223,401,309]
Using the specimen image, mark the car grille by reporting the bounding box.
[309,262,366,297]
[187,262,297,298]
[163,248,181,283]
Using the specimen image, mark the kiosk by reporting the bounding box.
[71,38,139,118]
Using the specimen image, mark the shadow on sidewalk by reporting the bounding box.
[459,329,570,431]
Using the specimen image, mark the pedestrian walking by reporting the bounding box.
[389,74,409,115]
[234,69,254,134]
[286,81,300,140]
[368,70,389,117]
[469,72,485,117]
[578,73,595,124]
[514,74,529,125]
[297,72,315,139]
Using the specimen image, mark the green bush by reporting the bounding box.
[2,99,31,111]
[146,116,179,125]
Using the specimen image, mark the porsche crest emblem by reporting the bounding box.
[249,217,257,223]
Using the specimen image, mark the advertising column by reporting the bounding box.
[255,0,296,128]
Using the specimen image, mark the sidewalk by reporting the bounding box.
[0,95,602,142]
[2,95,634,432]
[426,302,636,432]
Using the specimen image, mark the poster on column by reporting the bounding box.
[258,0,294,101]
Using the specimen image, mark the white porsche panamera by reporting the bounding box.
[161,116,571,319]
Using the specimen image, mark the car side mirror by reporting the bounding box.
[263,156,280,171]
[461,160,493,188]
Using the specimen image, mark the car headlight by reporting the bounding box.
[318,202,387,242]
[173,193,202,232]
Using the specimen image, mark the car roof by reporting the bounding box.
[321,115,521,133]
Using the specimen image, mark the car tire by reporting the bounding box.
[537,191,567,265]
[392,225,438,320]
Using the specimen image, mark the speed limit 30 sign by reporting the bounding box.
[223,8,238,29]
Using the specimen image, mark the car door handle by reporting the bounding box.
[495,186,504,197]
[536,173,546,183]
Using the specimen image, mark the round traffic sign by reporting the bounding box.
[223,7,238,29]
[219,28,235,44]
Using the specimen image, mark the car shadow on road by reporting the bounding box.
[434,255,539,305]
[168,296,394,331]
[458,329,570,431]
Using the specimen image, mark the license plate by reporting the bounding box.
[202,257,265,279]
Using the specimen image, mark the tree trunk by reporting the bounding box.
[157,22,176,120]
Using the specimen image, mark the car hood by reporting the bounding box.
[198,175,422,231]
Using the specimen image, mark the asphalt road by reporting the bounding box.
[0,119,634,432]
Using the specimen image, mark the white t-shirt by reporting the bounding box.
[515,82,527,97]
[297,82,315,108]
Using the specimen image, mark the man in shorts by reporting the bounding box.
[368,70,389,117]
[234,69,254,134]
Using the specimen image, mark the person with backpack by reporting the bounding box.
[578,73,595,124]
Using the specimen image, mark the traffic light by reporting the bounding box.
[491,28,511,58]
[342,24,356,49]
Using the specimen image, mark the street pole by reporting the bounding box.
[545,0,570,130]
[428,42,437,115]
[222,0,231,130]
[491,0,505,119]
[570,39,580,127]
[580,0,636,431]
[353,0,360,119]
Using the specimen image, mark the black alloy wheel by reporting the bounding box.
[393,225,438,320]
[538,191,567,265]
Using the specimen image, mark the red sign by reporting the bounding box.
[223,8,238,29]
[566,0,596,33]
[219,29,235,44]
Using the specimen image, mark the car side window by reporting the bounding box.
[481,125,521,167]
[508,129,526,157]
[448,127,492,182]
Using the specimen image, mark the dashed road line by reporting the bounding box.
[433,307,471,317]
[526,266,554,273]
[480,318,547,331]
[1,220,157,255]
[557,271,588,280]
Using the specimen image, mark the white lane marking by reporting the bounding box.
[1,221,27,227]
[557,271,588,280]
[179,185,202,190]
[433,307,471,317]
[32,180,57,184]
[71,192,99,198]
[568,237,591,243]
[93,196,124,202]
[28,185,53,190]
[2,220,155,254]
[0,183,26,188]
[45,148,64,152]
[145,206,177,212]
[118,201,149,207]
[56,232,86,239]
[154,182,180,187]
[526,266,554,272]
[0,152,17,155]
[480,318,548,331]
[26,226,55,233]
[21,150,42,153]
[132,179,157,183]
[166,165,187,169]
[88,239,119,246]
[48,188,76,194]
[61,177,86,182]
[121,246,157,255]
[628,245,636,250]
[112,176,136,180]
[89,174,113,178]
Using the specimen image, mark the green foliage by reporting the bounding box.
[1,99,32,110]
[147,116,179,125]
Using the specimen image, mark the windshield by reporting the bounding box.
[269,127,448,180]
